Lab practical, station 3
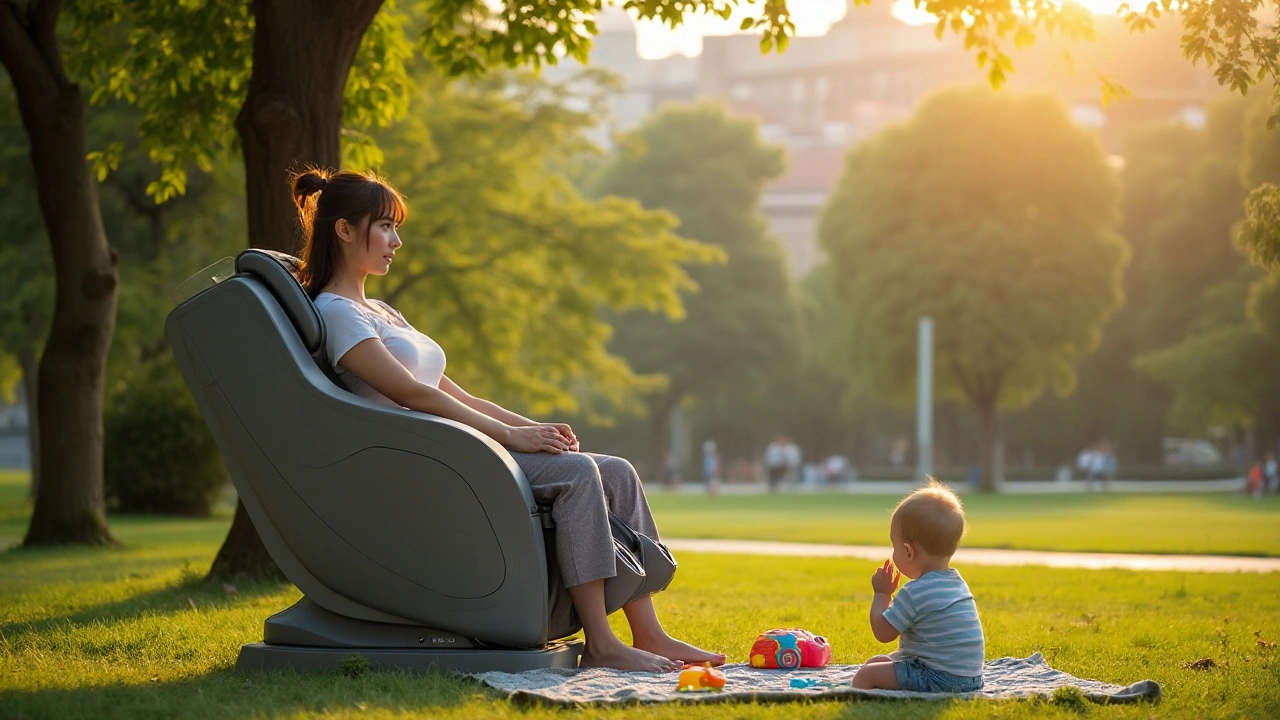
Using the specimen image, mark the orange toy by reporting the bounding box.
[677,662,727,692]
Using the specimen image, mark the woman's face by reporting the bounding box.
[338,215,402,276]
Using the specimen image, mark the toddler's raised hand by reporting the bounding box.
[870,558,900,596]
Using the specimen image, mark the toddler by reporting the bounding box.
[851,479,985,692]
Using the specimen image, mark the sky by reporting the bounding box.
[632,0,1128,59]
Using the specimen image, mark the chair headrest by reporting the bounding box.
[235,249,324,354]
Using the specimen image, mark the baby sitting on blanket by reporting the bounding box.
[852,479,986,693]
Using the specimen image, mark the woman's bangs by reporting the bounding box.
[374,184,408,225]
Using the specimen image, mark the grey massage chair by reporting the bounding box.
[165,249,677,673]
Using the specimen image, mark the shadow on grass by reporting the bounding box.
[0,571,292,643]
[0,666,487,720]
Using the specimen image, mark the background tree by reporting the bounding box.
[1002,97,1252,464]
[1138,95,1280,456]
[820,87,1127,490]
[590,103,799,477]
[368,68,716,419]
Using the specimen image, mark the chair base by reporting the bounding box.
[237,597,583,673]
[236,639,584,673]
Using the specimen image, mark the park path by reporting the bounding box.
[663,538,1280,573]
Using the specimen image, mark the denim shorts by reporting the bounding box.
[894,656,984,693]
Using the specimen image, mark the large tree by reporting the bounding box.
[591,103,798,476]
[819,87,1127,490]
[0,0,119,545]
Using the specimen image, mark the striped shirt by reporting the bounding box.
[882,568,985,677]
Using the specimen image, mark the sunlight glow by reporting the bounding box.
[632,0,1129,59]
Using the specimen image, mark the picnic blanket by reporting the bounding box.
[472,653,1161,706]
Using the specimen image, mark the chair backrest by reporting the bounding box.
[166,250,557,646]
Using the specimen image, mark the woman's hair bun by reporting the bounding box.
[292,169,330,210]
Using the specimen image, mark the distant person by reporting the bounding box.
[1098,440,1116,490]
[1248,461,1265,500]
[1265,451,1278,495]
[765,434,788,492]
[889,438,909,467]
[823,454,851,484]
[702,439,720,496]
[664,451,682,488]
[1076,444,1097,483]
[784,438,802,486]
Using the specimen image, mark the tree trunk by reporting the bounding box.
[208,0,385,580]
[208,501,287,581]
[650,405,673,487]
[19,346,39,499]
[1,0,118,546]
[976,399,997,493]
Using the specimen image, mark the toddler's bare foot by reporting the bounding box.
[633,633,726,667]
[579,642,681,672]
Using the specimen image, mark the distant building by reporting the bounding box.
[564,0,1220,277]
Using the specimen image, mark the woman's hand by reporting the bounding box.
[546,422,579,452]
[503,424,575,454]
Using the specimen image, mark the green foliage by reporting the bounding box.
[418,0,794,75]
[63,0,414,202]
[591,103,799,455]
[820,87,1126,417]
[1237,184,1280,273]
[338,653,370,678]
[1134,94,1280,439]
[367,68,716,419]
[1137,265,1280,433]
[104,363,227,516]
[64,0,254,202]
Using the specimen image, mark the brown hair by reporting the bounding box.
[891,478,966,556]
[291,168,407,299]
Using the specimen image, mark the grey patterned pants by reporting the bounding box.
[510,451,659,588]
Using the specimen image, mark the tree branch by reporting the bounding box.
[0,1,54,98]
[30,0,63,76]
[948,357,979,407]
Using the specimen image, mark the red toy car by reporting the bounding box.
[749,628,832,669]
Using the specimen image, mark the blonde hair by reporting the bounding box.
[891,478,966,556]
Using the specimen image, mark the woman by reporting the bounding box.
[292,168,723,672]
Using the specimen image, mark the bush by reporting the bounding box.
[105,363,227,516]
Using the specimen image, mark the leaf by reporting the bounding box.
[739,17,754,31]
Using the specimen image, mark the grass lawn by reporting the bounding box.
[647,492,1280,557]
[3,517,1279,719]
[3,470,1279,718]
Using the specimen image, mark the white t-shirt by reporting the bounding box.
[314,292,446,407]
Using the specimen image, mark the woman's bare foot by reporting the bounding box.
[579,641,682,672]
[633,632,726,667]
